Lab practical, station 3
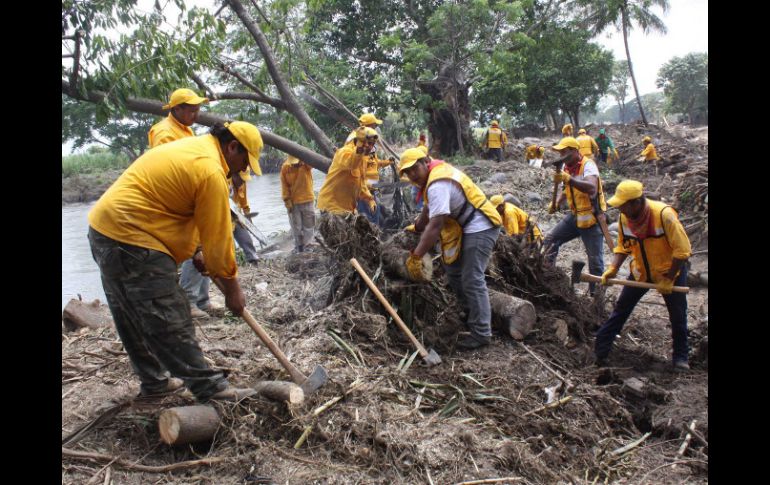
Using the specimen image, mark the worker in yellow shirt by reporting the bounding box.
[148,88,210,318]
[148,88,209,148]
[88,121,263,402]
[576,128,600,158]
[481,120,508,162]
[317,127,378,215]
[562,123,573,137]
[525,145,546,168]
[638,136,659,162]
[280,156,316,253]
[489,195,543,243]
[595,180,692,371]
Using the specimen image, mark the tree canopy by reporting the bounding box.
[656,52,708,125]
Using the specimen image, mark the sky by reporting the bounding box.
[63,0,708,155]
[595,0,708,107]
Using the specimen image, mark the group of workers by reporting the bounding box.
[85,87,692,404]
[485,120,658,169]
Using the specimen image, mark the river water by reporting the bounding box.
[61,170,326,310]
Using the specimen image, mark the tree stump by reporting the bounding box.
[489,289,537,340]
[253,381,304,404]
[158,406,221,445]
[62,298,113,332]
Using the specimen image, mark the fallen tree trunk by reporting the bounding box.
[489,290,537,340]
[381,245,434,282]
[62,298,113,332]
[159,405,221,445]
[254,380,304,404]
[61,80,332,173]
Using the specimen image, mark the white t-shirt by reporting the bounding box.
[426,180,495,234]
[581,159,600,178]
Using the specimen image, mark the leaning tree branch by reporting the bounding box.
[62,79,331,172]
[227,0,335,156]
[217,63,271,100]
[191,73,217,100]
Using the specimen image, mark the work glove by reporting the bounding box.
[406,252,426,282]
[553,171,571,185]
[284,199,294,210]
[656,277,674,295]
[368,199,377,212]
[404,224,416,232]
[601,265,618,285]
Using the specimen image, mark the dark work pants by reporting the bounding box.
[594,266,689,363]
[88,227,228,399]
[489,148,503,163]
[543,213,605,293]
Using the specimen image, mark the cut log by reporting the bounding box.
[253,380,304,404]
[62,298,113,332]
[158,406,221,445]
[489,290,537,340]
[381,245,433,282]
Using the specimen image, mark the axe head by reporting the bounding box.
[299,365,329,395]
[423,348,442,366]
[570,260,586,287]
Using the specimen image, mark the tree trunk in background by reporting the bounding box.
[227,0,336,157]
[622,8,648,126]
[420,66,473,157]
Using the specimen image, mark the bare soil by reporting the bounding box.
[62,123,708,484]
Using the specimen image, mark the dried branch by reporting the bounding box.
[62,447,226,473]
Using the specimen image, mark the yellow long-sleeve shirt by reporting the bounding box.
[640,143,659,161]
[88,134,238,280]
[280,159,315,205]
[576,134,599,157]
[484,127,508,149]
[317,143,369,214]
[525,145,545,160]
[500,203,543,241]
[148,114,195,148]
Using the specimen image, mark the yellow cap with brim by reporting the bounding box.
[416,145,429,156]
[607,180,644,207]
[287,155,300,164]
[578,128,586,135]
[491,120,499,126]
[490,195,504,207]
[162,88,209,110]
[226,121,263,176]
[399,147,429,175]
[643,136,652,142]
[359,113,383,125]
[552,137,580,151]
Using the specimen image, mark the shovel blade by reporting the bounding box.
[422,348,442,366]
[299,365,328,395]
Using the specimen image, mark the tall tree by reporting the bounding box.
[656,52,708,125]
[576,0,670,126]
[608,60,629,123]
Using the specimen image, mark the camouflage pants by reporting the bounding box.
[88,227,228,399]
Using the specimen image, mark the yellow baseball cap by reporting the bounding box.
[607,180,644,207]
[642,136,652,142]
[578,128,586,135]
[359,113,383,125]
[162,88,209,110]
[552,137,580,151]
[399,147,429,174]
[416,145,429,156]
[225,121,263,176]
[491,120,499,126]
[490,195,505,207]
[287,155,300,165]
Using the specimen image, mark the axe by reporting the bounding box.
[570,260,689,293]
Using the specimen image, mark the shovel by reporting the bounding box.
[570,260,689,294]
[350,258,441,366]
[211,278,328,394]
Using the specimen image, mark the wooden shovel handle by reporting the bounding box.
[580,273,689,293]
[211,277,307,384]
[350,258,429,357]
